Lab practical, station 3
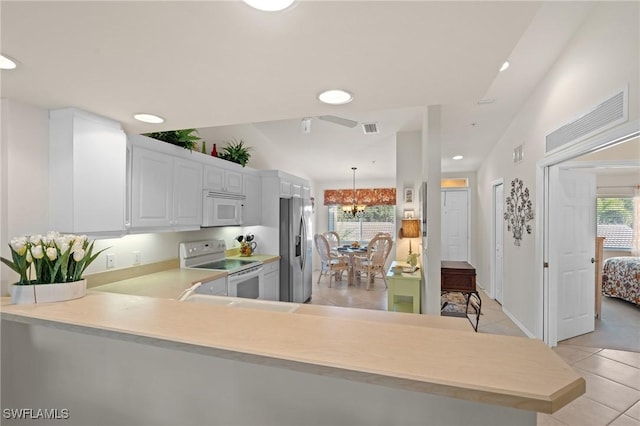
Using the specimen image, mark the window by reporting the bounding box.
[596,197,633,250]
[328,205,395,241]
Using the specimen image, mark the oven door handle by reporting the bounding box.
[228,266,264,281]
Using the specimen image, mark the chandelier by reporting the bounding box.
[342,167,366,219]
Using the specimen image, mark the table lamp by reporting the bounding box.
[401,219,421,265]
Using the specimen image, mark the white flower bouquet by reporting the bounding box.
[1,231,107,285]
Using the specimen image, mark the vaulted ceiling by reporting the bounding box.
[1,1,595,181]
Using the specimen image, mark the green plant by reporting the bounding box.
[143,129,202,152]
[218,139,252,167]
[1,232,108,284]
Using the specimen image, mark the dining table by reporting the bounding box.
[335,245,369,285]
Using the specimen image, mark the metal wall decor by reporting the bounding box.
[504,178,534,246]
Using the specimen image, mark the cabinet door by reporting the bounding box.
[292,184,302,198]
[302,186,311,200]
[262,270,280,301]
[173,158,203,226]
[203,165,225,191]
[242,173,262,226]
[225,170,243,194]
[49,108,126,234]
[131,147,173,228]
[280,180,292,197]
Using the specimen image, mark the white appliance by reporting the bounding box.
[180,240,265,299]
[201,191,245,227]
[279,197,312,303]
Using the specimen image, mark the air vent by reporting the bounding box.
[546,88,627,154]
[362,122,379,134]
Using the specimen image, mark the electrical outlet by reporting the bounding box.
[133,251,141,265]
[106,253,115,269]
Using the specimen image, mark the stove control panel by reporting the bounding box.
[180,240,226,260]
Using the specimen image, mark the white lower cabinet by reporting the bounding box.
[262,261,280,301]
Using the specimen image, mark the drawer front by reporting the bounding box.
[441,272,475,292]
[263,261,279,274]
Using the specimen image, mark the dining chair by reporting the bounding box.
[352,234,393,290]
[314,233,350,288]
[323,231,341,250]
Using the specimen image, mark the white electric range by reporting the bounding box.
[179,240,265,299]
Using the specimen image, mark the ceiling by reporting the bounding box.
[1,1,595,182]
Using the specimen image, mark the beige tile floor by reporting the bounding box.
[309,270,640,426]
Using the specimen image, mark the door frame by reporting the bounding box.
[536,120,639,346]
[490,178,504,301]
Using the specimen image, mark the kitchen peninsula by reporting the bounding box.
[1,291,584,426]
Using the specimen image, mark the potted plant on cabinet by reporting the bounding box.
[218,139,252,167]
[1,231,107,304]
[143,129,202,152]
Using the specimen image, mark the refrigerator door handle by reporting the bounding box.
[298,216,305,270]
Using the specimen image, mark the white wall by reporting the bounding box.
[0,99,50,295]
[396,131,422,261]
[476,2,639,336]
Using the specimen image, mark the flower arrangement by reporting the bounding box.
[1,231,107,285]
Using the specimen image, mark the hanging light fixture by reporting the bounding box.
[342,167,366,219]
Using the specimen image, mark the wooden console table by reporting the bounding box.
[441,261,481,331]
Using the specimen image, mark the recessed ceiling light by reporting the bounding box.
[500,61,510,72]
[0,54,17,70]
[243,0,295,12]
[134,113,165,124]
[478,98,495,105]
[452,155,463,160]
[318,89,353,105]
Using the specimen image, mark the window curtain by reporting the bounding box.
[324,188,396,206]
[633,186,640,256]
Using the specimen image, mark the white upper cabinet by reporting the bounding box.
[129,136,203,232]
[204,164,243,194]
[173,158,203,226]
[242,172,262,226]
[49,108,127,235]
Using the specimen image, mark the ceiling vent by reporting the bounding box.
[545,88,627,154]
[362,122,379,134]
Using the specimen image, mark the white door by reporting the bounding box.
[494,183,504,303]
[441,190,469,261]
[550,167,596,341]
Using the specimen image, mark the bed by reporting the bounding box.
[602,256,640,306]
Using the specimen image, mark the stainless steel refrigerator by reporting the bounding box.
[279,197,312,303]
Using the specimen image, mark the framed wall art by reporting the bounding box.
[404,187,413,203]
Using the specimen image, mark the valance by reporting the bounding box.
[324,188,396,206]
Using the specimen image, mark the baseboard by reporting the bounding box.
[502,306,536,339]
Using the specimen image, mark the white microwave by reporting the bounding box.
[202,191,245,227]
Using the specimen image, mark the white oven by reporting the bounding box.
[227,264,265,299]
[202,191,244,227]
[180,240,266,300]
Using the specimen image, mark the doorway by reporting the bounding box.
[441,189,470,262]
[538,121,639,346]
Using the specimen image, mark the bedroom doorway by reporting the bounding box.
[538,122,639,347]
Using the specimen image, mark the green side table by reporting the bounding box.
[387,261,421,313]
